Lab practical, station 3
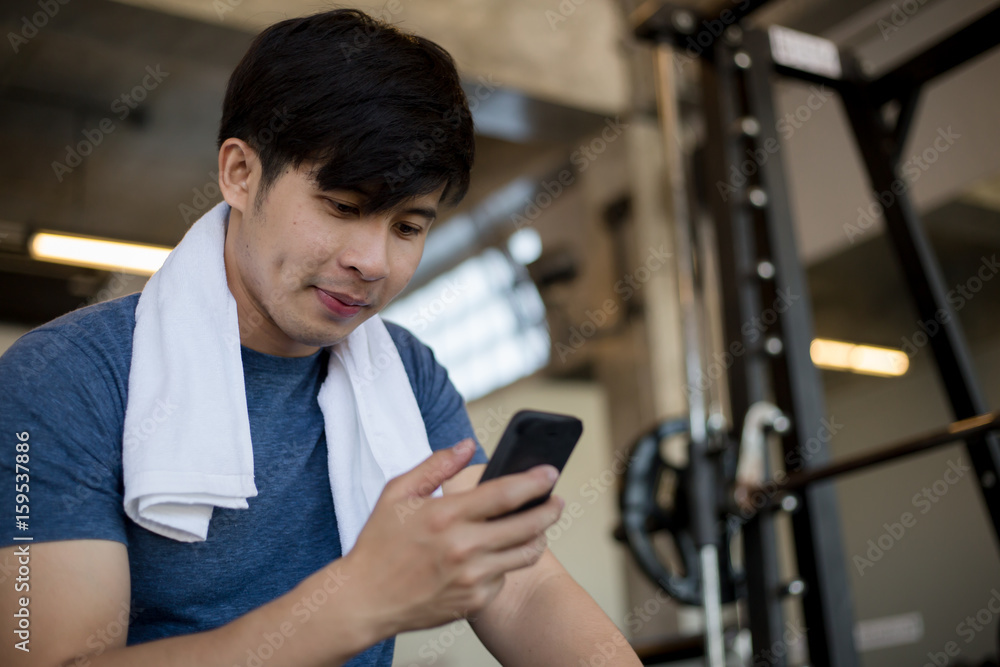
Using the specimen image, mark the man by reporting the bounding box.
[0,9,642,666]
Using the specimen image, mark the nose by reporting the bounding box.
[340,223,390,281]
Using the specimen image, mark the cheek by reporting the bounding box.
[387,247,423,287]
[277,234,331,289]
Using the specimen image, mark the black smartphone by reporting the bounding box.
[477,409,583,518]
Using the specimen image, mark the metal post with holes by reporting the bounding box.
[697,30,791,666]
[627,1,1000,665]
[740,28,860,667]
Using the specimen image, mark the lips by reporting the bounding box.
[317,288,370,307]
[314,286,370,317]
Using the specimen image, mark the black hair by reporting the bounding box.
[217,8,475,213]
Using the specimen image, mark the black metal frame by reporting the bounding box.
[630,1,1000,665]
[696,33,793,665]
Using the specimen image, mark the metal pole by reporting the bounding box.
[741,29,860,667]
[839,53,1000,543]
[651,44,725,667]
[698,34,788,665]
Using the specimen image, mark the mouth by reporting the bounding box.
[313,286,370,317]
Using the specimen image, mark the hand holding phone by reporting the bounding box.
[477,409,583,519]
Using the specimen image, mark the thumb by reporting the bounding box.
[395,438,477,499]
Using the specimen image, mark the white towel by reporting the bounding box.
[123,200,439,554]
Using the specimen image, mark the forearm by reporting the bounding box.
[78,560,377,667]
[470,558,642,666]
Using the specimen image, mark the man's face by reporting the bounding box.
[223,161,444,356]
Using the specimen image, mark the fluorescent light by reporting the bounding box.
[810,338,909,377]
[29,230,172,276]
[383,247,549,401]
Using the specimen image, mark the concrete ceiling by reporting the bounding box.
[111,0,632,115]
[1,0,999,329]
[0,0,612,323]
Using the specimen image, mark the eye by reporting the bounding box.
[324,198,360,217]
[334,202,360,216]
[397,222,424,237]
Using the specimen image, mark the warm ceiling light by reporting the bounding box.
[810,338,909,377]
[29,230,171,276]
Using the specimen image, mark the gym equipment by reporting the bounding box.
[618,417,744,607]
[616,2,1000,665]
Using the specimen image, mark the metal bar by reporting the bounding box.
[743,29,860,667]
[770,63,847,91]
[890,88,923,165]
[743,412,1000,500]
[631,632,705,663]
[699,35,787,666]
[631,0,774,56]
[652,44,726,667]
[869,4,1000,105]
[840,52,1000,542]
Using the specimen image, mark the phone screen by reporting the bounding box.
[477,409,583,517]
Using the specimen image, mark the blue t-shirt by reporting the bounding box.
[0,292,488,664]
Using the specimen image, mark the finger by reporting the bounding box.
[465,495,564,553]
[458,465,559,521]
[389,439,477,499]
[470,531,555,580]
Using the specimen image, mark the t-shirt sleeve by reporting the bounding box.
[0,329,128,548]
[384,321,489,467]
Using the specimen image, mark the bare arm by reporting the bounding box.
[443,464,643,666]
[1,440,562,667]
[0,540,375,667]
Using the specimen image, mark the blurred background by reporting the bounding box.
[1,0,999,665]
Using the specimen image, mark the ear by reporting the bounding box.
[218,138,259,215]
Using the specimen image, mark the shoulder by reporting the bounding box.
[382,318,427,358]
[0,295,138,548]
[378,317,487,462]
[381,318,445,392]
[1,292,140,409]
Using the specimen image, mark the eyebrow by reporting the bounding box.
[337,187,438,222]
[400,206,438,223]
